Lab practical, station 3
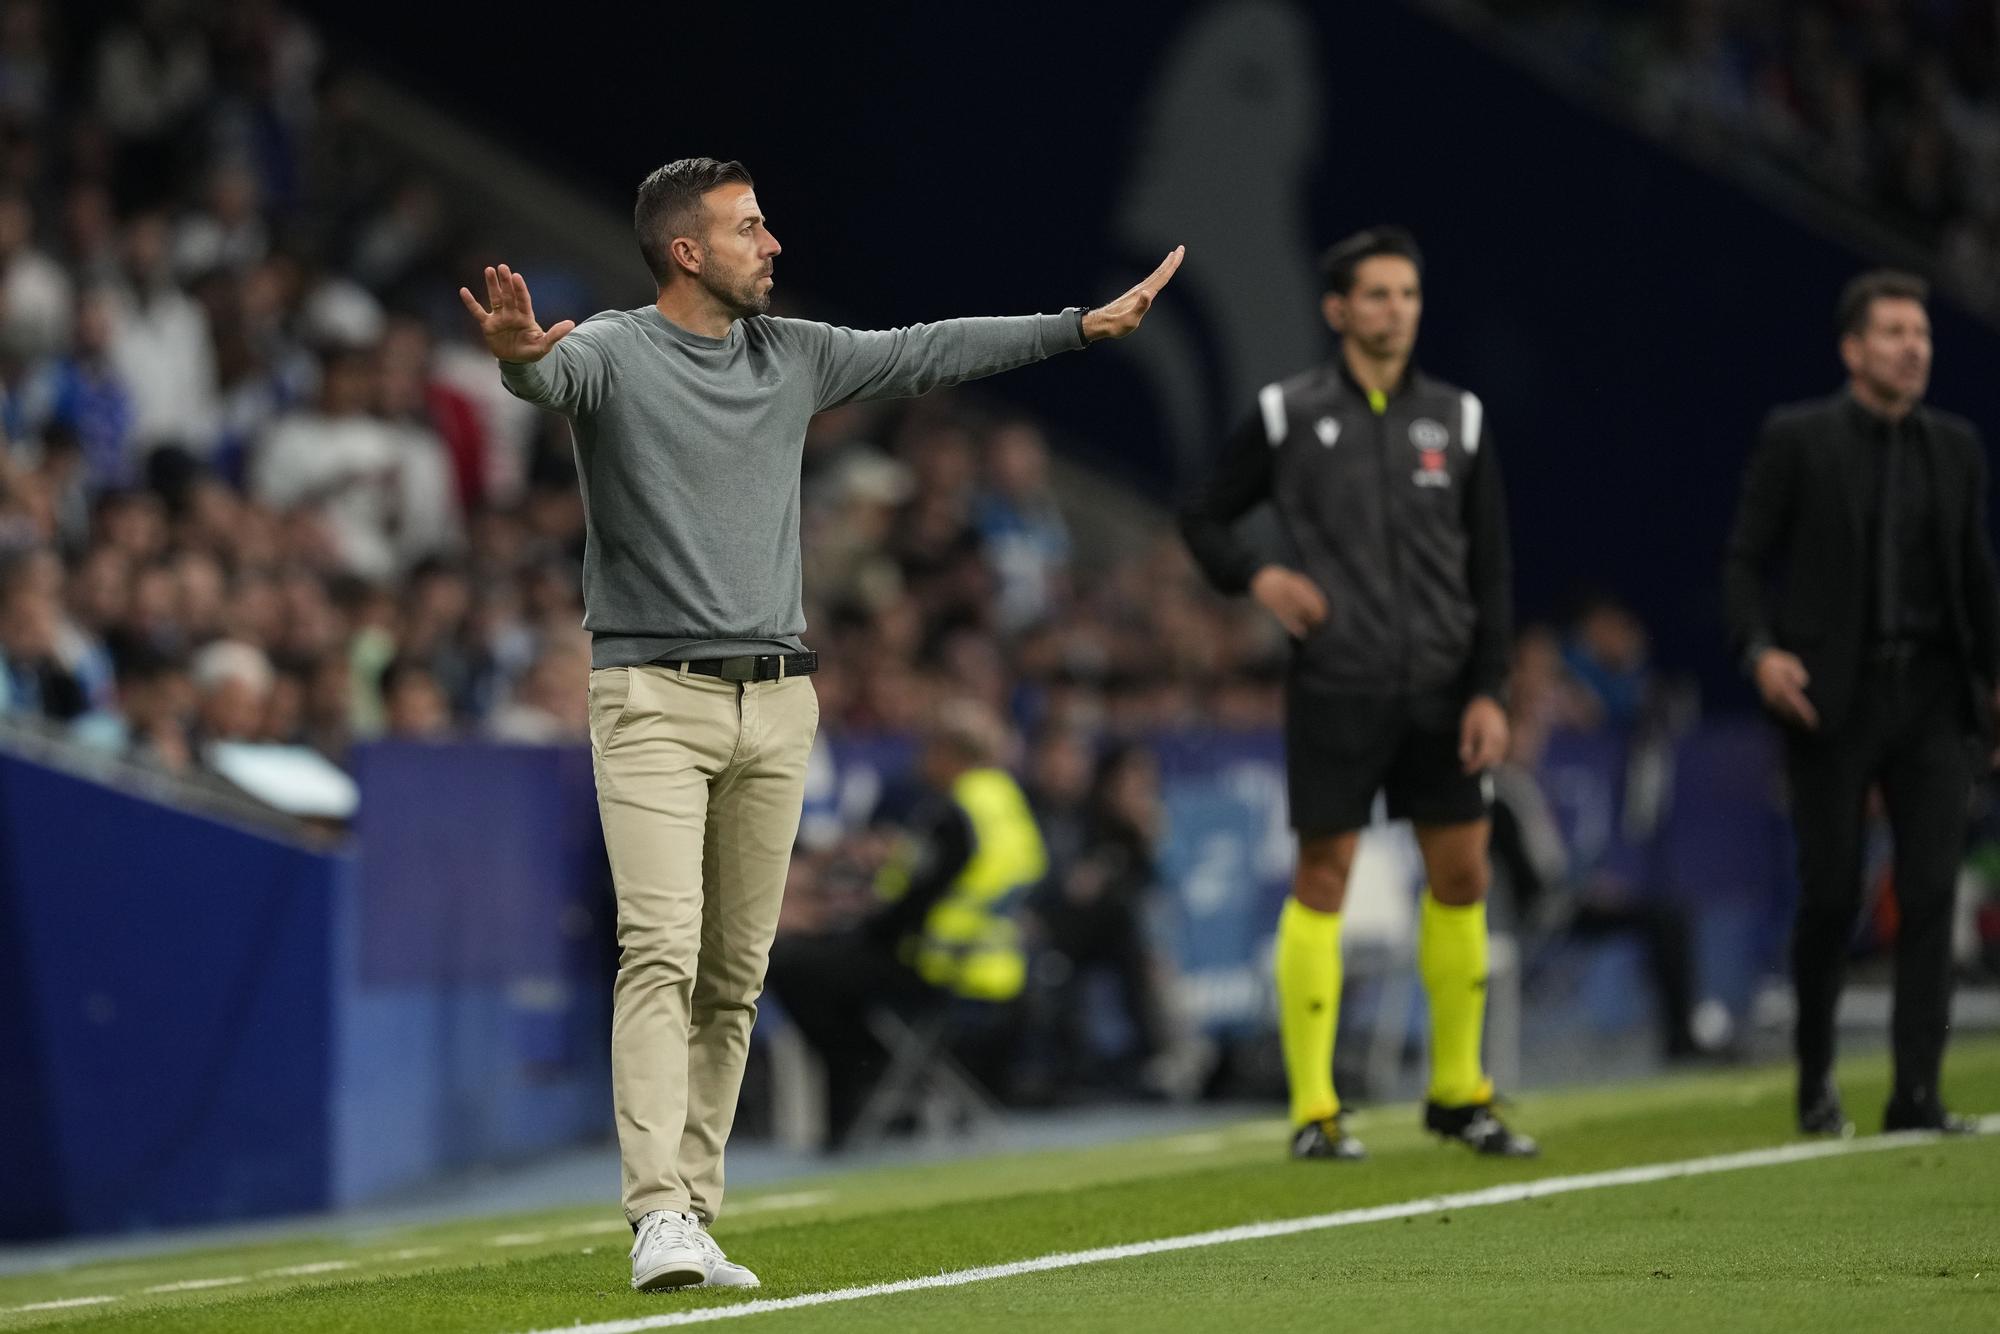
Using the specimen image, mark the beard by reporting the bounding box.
[703,265,772,318]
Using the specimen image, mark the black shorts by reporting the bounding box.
[1283,683,1492,838]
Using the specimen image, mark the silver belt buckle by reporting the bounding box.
[719,657,756,682]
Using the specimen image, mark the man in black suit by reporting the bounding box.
[1725,270,1997,1137]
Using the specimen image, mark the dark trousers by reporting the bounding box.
[1022,890,1167,1090]
[765,929,1019,1147]
[1783,647,1974,1107]
[765,929,933,1148]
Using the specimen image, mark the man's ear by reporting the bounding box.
[671,236,703,277]
[1320,292,1345,335]
[1838,331,1862,376]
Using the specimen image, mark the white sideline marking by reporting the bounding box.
[728,1191,832,1215]
[515,1118,2000,1334]
[143,1276,247,1293]
[382,1247,447,1262]
[7,1295,118,1311]
[257,1261,356,1277]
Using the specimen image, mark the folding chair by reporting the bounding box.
[844,1001,1004,1147]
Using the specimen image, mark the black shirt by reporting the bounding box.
[1845,395,1946,646]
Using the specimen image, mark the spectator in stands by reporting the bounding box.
[486,630,590,743]
[807,452,912,618]
[37,286,137,491]
[1022,722,1095,876]
[191,637,272,745]
[1021,740,1177,1099]
[173,160,268,282]
[380,314,489,514]
[378,655,452,740]
[110,210,218,459]
[251,344,403,578]
[373,333,464,568]
[109,645,194,773]
[93,0,211,151]
[767,700,1045,1148]
[0,190,68,359]
[975,420,1071,633]
[0,552,91,722]
[0,0,53,125]
[1560,592,1653,732]
[60,183,120,287]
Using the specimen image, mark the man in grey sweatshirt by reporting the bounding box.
[459,156,1180,1293]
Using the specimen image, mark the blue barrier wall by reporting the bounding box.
[0,753,344,1239]
[337,742,613,1206]
[0,742,615,1239]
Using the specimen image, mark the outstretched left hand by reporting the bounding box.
[1081,246,1185,342]
[1459,696,1510,775]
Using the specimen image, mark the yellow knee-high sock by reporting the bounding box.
[1274,897,1342,1125]
[1418,890,1493,1107]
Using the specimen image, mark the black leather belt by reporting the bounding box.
[661,652,818,682]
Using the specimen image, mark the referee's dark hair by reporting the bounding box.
[1836,269,1928,338]
[1320,225,1424,296]
[634,157,756,285]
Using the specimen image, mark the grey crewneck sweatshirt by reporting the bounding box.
[500,305,1088,668]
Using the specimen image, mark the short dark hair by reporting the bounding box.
[1320,225,1424,296]
[378,655,439,698]
[633,157,755,285]
[1837,269,1928,337]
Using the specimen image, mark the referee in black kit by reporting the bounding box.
[1180,227,1533,1161]
[1725,270,1997,1138]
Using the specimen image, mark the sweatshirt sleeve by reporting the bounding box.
[1177,412,1276,595]
[803,311,1087,412]
[498,318,615,418]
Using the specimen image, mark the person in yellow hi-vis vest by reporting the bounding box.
[767,701,1046,1148]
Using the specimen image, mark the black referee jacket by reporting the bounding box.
[1178,360,1512,701]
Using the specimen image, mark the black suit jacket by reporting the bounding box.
[1723,392,2000,736]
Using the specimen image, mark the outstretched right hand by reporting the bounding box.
[1754,648,1819,730]
[458,263,575,364]
[1250,564,1329,639]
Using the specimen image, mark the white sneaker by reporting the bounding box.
[629,1210,708,1291]
[692,1222,760,1288]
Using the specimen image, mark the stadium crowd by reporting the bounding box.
[1471,0,2000,314]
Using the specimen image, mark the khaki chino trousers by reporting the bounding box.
[587,663,817,1224]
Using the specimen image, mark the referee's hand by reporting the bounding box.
[1459,697,1509,774]
[458,263,576,364]
[1249,565,1328,639]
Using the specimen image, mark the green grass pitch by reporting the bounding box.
[5,1037,1998,1333]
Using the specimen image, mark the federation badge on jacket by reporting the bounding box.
[1410,417,1451,488]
